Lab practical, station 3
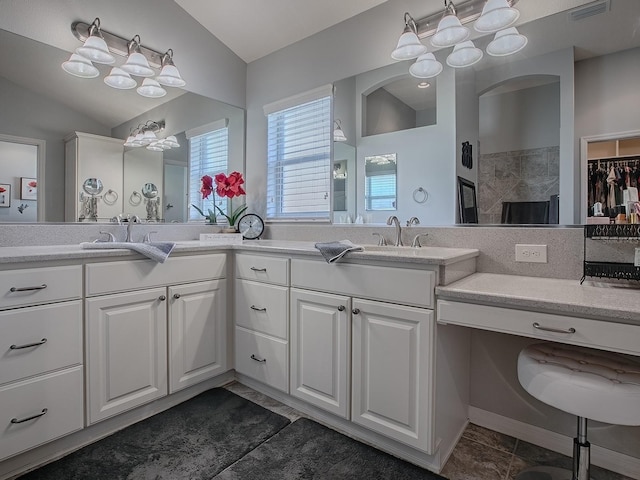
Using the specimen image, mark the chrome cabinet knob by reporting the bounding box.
[173,293,181,299]
[352,308,360,315]
[159,295,166,301]
[338,305,345,311]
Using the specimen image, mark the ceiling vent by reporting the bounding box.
[569,0,610,21]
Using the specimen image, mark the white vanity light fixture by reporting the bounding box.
[333,120,347,142]
[120,35,155,77]
[446,40,483,68]
[123,120,179,151]
[474,0,520,33]
[61,54,100,78]
[63,18,185,94]
[391,13,428,60]
[409,53,443,79]
[104,67,137,89]
[430,1,470,48]
[486,27,528,56]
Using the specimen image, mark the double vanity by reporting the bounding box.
[1,239,639,478]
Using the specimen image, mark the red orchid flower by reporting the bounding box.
[0,187,5,193]
[214,172,246,199]
[28,181,37,188]
[200,175,213,199]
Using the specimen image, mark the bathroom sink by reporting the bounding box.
[360,244,479,263]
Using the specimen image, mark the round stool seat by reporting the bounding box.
[518,343,640,426]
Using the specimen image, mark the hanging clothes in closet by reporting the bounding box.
[587,159,640,216]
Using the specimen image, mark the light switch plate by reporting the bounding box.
[515,244,548,263]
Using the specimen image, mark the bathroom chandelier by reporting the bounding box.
[123,120,180,151]
[62,18,186,98]
[392,0,527,79]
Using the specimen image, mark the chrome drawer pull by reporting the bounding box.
[11,408,48,424]
[9,284,47,293]
[10,338,47,350]
[338,305,345,311]
[533,322,576,334]
[250,354,266,363]
[250,267,267,272]
[250,305,267,312]
[352,308,361,315]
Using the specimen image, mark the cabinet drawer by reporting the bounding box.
[0,301,82,386]
[235,327,288,393]
[235,280,289,339]
[0,366,84,461]
[86,253,226,296]
[437,300,640,356]
[291,259,435,308]
[0,265,82,310]
[235,254,289,286]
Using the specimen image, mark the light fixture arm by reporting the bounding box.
[161,49,176,67]
[412,0,518,39]
[403,12,419,35]
[127,34,143,55]
[71,18,165,68]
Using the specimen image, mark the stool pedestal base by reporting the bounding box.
[515,465,592,480]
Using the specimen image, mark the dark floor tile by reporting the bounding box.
[441,436,511,480]
[462,423,517,455]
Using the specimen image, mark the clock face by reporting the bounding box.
[237,214,265,240]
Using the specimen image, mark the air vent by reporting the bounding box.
[569,0,610,21]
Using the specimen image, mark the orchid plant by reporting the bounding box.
[191,172,247,229]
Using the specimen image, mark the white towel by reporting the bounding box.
[314,240,363,263]
[81,241,176,263]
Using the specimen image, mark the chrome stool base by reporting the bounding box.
[515,466,573,480]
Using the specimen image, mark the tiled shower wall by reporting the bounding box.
[478,146,560,224]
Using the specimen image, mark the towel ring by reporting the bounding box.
[129,191,142,206]
[413,187,428,204]
[103,189,118,206]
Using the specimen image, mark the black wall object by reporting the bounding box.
[461,141,473,169]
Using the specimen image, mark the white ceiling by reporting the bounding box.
[173,0,389,63]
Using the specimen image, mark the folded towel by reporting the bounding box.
[80,241,176,263]
[315,240,363,263]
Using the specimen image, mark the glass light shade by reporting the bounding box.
[137,78,167,98]
[140,130,157,145]
[164,135,180,148]
[391,31,427,61]
[123,135,140,147]
[61,54,99,78]
[76,35,115,64]
[409,53,443,79]
[120,52,154,77]
[474,0,520,33]
[446,40,483,68]
[431,14,470,48]
[156,64,186,87]
[104,67,137,89]
[333,127,347,142]
[486,27,528,56]
[133,132,146,145]
[146,142,164,152]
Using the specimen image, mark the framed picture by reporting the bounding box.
[20,177,37,201]
[457,176,478,224]
[0,183,11,207]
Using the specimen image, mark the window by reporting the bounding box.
[265,86,332,221]
[187,122,229,221]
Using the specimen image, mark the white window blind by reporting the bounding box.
[188,126,229,221]
[266,95,331,221]
[365,173,397,210]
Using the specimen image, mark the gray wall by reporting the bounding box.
[365,88,415,136]
[0,77,111,221]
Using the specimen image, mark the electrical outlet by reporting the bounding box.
[515,244,547,263]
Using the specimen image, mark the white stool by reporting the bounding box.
[516,342,640,480]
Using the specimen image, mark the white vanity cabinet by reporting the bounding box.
[85,254,227,424]
[234,253,290,393]
[0,265,84,461]
[290,258,437,453]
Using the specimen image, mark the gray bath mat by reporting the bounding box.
[19,388,290,480]
[215,417,448,479]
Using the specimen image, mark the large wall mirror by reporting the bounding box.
[0,28,245,223]
[332,0,640,226]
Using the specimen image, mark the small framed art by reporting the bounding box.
[0,184,11,207]
[20,177,37,200]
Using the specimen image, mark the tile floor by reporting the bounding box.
[225,382,634,480]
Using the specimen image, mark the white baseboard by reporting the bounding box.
[468,406,640,480]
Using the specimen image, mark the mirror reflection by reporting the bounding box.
[365,154,397,211]
[0,28,245,223]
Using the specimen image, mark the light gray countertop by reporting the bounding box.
[436,273,640,324]
[0,240,479,266]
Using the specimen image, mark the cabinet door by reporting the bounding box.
[351,298,435,453]
[290,288,351,418]
[168,280,227,393]
[86,288,168,424]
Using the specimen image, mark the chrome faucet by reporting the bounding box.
[411,233,429,248]
[371,232,387,246]
[126,215,141,242]
[406,217,420,227]
[386,215,403,246]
